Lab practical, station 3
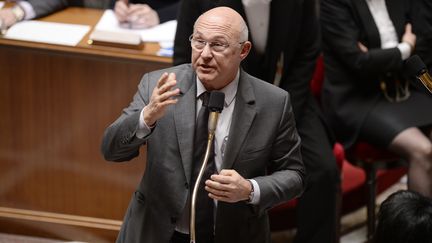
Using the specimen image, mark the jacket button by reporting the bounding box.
[184,182,189,189]
[171,217,177,224]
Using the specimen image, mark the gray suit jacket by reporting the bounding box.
[101,64,305,243]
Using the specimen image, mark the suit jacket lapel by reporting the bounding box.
[386,0,406,38]
[353,0,381,48]
[221,70,256,170]
[174,71,197,184]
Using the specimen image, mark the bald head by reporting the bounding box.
[194,7,249,43]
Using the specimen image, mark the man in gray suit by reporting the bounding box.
[101,6,304,243]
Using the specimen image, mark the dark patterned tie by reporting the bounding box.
[192,91,215,243]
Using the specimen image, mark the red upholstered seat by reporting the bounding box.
[345,141,407,240]
[348,142,400,163]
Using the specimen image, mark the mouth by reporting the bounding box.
[198,64,214,72]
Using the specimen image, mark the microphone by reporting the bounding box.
[207,91,225,135]
[406,55,432,93]
[190,91,225,243]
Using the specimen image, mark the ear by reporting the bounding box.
[239,41,252,60]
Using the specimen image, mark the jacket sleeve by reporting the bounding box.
[101,73,152,162]
[27,0,68,18]
[254,92,305,212]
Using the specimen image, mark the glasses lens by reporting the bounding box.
[212,44,226,52]
[190,36,229,52]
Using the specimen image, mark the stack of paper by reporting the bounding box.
[4,21,90,46]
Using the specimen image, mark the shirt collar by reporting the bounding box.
[196,70,239,108]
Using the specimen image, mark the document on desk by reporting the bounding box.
[4,21,91,46]
[94,10,177,43]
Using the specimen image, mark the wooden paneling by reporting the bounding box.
[0,7,172,242]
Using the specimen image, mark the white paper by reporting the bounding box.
[4,21,90,46]
[94,10,177,43]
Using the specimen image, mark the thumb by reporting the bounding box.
[405,23,412,34]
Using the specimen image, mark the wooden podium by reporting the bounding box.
[0,7,171,242]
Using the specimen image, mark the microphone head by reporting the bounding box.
[406,55,427,77]
[208,91,225,113]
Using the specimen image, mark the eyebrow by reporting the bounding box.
[193,31,230,42]
[194,34,229,43]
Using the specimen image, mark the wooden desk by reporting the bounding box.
[0,7,171,242]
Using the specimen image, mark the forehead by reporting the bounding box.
[194,15,238,40]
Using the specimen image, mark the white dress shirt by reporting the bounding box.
[242,0,271,54]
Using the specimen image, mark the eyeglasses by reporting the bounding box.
[189,35,244,53]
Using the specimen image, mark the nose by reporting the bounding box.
[200,43,213,59]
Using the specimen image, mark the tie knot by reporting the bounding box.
[200,91,210,107]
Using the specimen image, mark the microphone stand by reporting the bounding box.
[190,111,220,243]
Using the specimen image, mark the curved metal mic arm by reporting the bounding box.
[190,112,219,243]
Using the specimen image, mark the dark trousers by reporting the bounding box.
[170,231,215,243]
[294,100,340,243]
[170,231,190,243]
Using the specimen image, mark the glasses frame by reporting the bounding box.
[189,34,245,53]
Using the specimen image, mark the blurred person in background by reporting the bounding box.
[320,0,432,197]
[0,0,179,32]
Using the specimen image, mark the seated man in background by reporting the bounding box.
[0,0,179,32]
[374,190,432,243]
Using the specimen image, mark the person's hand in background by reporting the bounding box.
[0,5,24,34]
[127,4,159,29]
[114,0,129,23]
[114,0,160,29]
[402,23,416,53]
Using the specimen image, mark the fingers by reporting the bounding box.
[126,4,159,29]
[0,9,18,29]
[402,23,416,51]
[357,42,368,53]
[204,169,250,203]
[154,72,179,103]
[143,73,179,125]
[114,1,129,22]
[405,23,412,33]
[127,4,151,22]
[205,180,231,201]
[157,72,176,92]
[128,4,152,15]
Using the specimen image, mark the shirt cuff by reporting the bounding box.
[17,1,35,20]
[397,42,411,60]
[136,108,154,139]
[248,179,260,205]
